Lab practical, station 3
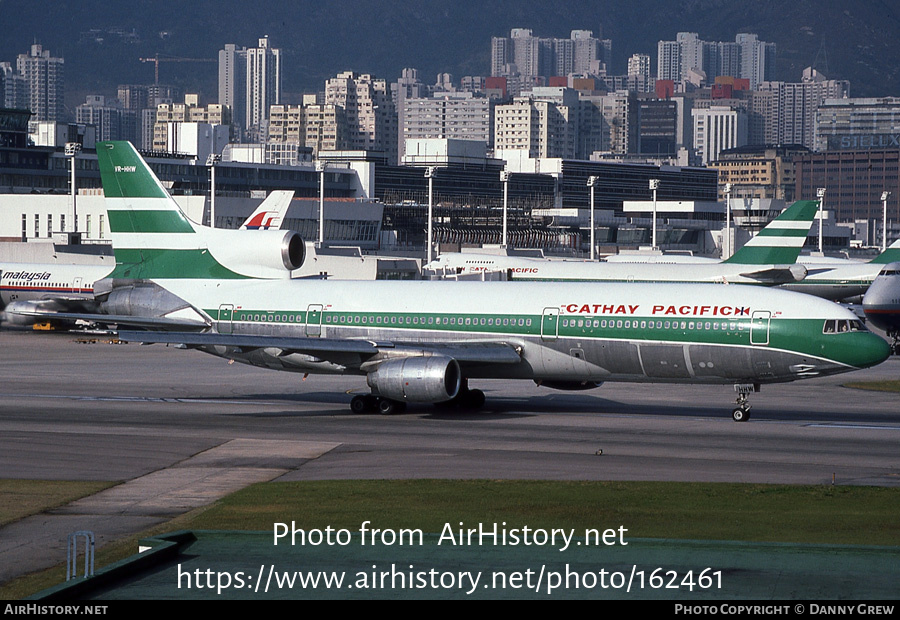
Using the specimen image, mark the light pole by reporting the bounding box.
[316,161,327,246]
[501,169,509,248]
[816,187,827,252]
[587,176,598,260]
[723,182,733,259]
[649,179,660,250]
[206,153,221,228]
[882,191,891,252]
[425,166,437,263]
[65,142,82,233]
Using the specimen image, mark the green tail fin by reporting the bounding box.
[97,141,246,279]
[870,238,900,264]
[724,200,818,265]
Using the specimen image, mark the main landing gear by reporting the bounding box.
[435,379,485,410]
[349,380,486,415]
[732,383,759,422]
[350,394,407,415]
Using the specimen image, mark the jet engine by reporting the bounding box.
[206,228,305,277]
[367,355,461,403]
[101,281,194,318]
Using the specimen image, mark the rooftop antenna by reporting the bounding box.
[813,38,829,77]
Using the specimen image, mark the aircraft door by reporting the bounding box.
[306,304,324,337]
[750,311,771,346]
[541,307,559,341]
[218,304,234,334]
[72,277,83,294]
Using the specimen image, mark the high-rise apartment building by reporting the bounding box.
[1,62,28,110]
[75,95,137,142]
[758,68,849,150]
[325,71,397,163]
[267,103,347,159]
[657,33,775,89]
[692,105,748,165]
[218,43,247,137]
[491,29,611,84]
[153,95,231,151]
[494,89,577,159]
[403,93,493,148]
[16,44,65,122]
[244,36,281,139]
[814,96,900,152]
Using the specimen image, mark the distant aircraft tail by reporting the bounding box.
[97,141,304,280]
[240,190,294,230]
[724,200,819,265]
[869,238,900,264]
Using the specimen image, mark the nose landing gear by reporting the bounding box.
[732,383,759,422]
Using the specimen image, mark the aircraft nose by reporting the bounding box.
[857,332,892,368]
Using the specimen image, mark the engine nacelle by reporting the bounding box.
[2,300,50,326]
[206,228,305,277]
[536,380,604,391]
[101,282,193,318]
[367,355,461,403]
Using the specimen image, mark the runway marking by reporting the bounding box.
[0,393,285,406]
[807,423,900,431]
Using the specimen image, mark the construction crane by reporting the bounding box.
[139,54,217,85]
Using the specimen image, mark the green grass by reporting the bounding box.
[0,480,113,527]
[189,480,900,546]
[844,380,900,393]
[3,480,899,599]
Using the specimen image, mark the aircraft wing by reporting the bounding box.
[9,310,209,331]
[737,264,807,284]
[115,330,524,366]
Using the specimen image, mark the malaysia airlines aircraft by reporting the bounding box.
[862,262,900,354]
[86,141,891,422]
[0,190,297,327]
[425,200,818,285]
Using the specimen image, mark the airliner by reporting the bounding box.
[424,199,818,286]
[0,190,297,327]
[87,141,891,422]
[862,261,900,354]
[780,241,900,301]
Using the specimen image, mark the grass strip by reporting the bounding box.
[844,380,900,393]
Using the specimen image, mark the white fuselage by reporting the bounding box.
[153,277,885,385]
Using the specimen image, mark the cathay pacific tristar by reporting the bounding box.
[425,200,819,285]
[96,141,890,421]
[0,189,297,327]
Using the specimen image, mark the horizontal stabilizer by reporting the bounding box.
[737,264,807,284]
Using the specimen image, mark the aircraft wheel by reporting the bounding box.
[350,395,368,414]
[732,407,750,422]
[464,388,485,409]
[378,398,398,415]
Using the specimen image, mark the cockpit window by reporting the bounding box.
[823,319,866,334]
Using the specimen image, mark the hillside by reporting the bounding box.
[1,0,898,108]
